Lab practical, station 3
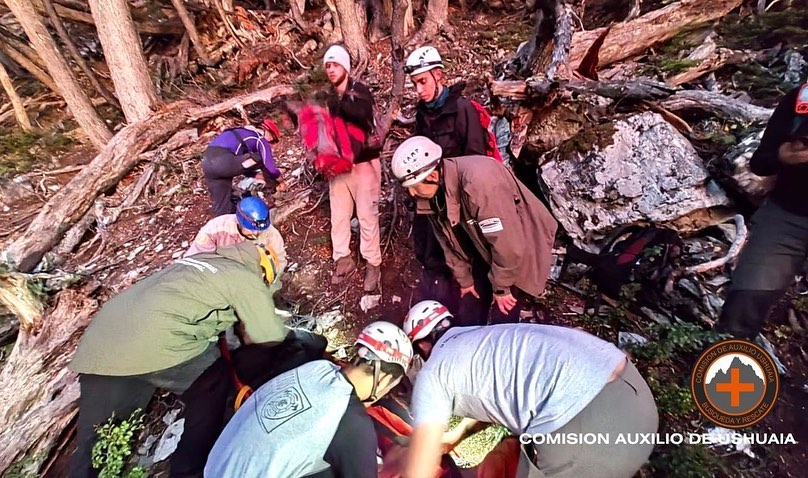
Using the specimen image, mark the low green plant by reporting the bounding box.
[648,377,695,416]
[628,322,724,364]
[91,409,147,478]
[649,444,728,478]
[5,453,44,478]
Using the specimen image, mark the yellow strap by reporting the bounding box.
[234,385,254,411]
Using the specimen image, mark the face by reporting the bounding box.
[411,69,442,102]
[406,170,440,199]
[325,62,347,85]
[237,224,259,239]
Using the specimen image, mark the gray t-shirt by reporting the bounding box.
[411,324,626,435]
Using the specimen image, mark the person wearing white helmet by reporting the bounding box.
[402,301,659,478]
[320,44,384,292]
[392,135,557,324]
[405,46,498,327]
[205,321,412,478]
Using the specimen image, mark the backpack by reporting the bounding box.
[566,225,683,300]
[298,104,365,179]
[469,100,504,162]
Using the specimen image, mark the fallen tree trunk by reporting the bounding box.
[4,85,295,273]
[0,289,97,473]
[0,60,33,131]
[568,0,743,70]
[0,41,57,92]
[659,90,773,123]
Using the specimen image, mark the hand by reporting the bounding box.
[441,426,467,452]
[778,140,808,165]
[378,444,407,478]
[494,293,517,314]
[460,285,479,299]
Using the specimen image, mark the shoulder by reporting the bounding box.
[350,80,372,94]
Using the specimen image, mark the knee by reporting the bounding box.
[717,290,784,339]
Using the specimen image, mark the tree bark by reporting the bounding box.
[659,90,773,123]
[408,0,449,45]
[0,26,47,71]
[0,60,34,131]
[627,0,641,20]
[4,0,111,149]
[87,0,158,123]
[170,0,213,66]
[333,0,369,74]
[568,0,743,70]
[4,85,295,273]
[40,0,120,108]
[377,0,408,138]
[24,1,185,35]
[0,41,56,91]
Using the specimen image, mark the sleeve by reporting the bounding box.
[336,83,375,133]
[184,224,217,257]
[464,174,527,293]
[410,370,453,428]
[750,88,800,177]
[257,136,281,179]
[228,272,287,345]
[430,219,474,288]
[457,100,489,157]
[323,397,379,478]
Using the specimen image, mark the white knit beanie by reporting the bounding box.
[323,45,351,75]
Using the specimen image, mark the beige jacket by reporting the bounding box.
[417,156,557,297]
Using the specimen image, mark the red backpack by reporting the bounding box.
[469,100,504,163]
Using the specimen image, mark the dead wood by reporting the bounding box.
[41,0,120,108]
[685,214,748,274]
[492,77,677,102]
[4,85,295,273]
[27,1,184,36]
[568,0,743,70]
[545,2,573,80]
[0,60,33,131]
[213,0,247,49]
[666,37,762,86]
[0,26,48,71]
[377,0,409,140]
[659,90,773,123]
[0,40,56,91]
[0,289,96,474]
[0,273,44,330]
[170,0,213,66]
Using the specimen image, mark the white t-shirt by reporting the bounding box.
[411,324,627,435]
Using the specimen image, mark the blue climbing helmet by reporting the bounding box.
[236,196,270,232]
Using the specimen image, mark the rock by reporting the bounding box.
[618,331,649,350]
[360,294,381,312]
[541,112,732,250]
[152,417,185,463]
[716,129,774,205]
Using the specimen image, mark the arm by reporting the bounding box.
[337,83,375,132]
[464,176,527,293]
[324,398,379,478]
[256,135,281,179]
[228,271,287,345]
[750,88,800,176]
[404,424,445,478]
[442,417,480,450]
[184,222,217,257]
[456,100,488,157]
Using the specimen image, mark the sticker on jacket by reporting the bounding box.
[479,217,504,234]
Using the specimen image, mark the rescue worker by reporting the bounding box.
[718,82,808,339]
[405,46,492,325]
[202,119,282,217]
[402,301,659,478]
[322,44,383,292]
[391,136,557,323]
[204,321,413,478]
[184,196,286,275]
[69,241,286,478]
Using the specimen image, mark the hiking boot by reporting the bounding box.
[364,264,381,292]
[331,256,357,285]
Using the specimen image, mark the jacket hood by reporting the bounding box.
[214,240,262,273]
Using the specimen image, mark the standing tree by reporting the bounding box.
[332,0,370,74]
[3,0,112,149]
[0,60,33,131]
[87,0,158,123]
[408,0,450,45]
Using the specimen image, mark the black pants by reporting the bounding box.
[202,146,249,217]
[170,331,328,477]
[70,346,219,478]
[718,200,808,339]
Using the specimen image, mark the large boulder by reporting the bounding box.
[541,112,732,250]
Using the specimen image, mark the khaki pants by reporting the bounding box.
[518,360,659,478]
[329,159,382,266]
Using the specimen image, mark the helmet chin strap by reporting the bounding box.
[364,360,383,404]
[430,70,441,102]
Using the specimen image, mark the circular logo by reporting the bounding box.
[691,339,779,428]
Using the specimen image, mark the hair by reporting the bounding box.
[352,354,406,380]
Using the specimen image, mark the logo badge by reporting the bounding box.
[691,339,779,429]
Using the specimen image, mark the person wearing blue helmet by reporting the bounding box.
[186,196,286,277]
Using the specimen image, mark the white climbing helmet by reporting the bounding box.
[403,300,453,341]
[355,321,413,373]
[391,136,443,187]
[405,46,444,76]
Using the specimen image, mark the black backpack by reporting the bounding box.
[566,225,683,300]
